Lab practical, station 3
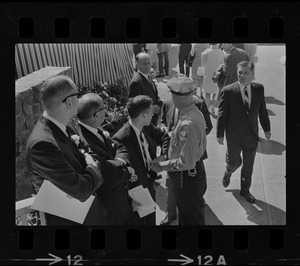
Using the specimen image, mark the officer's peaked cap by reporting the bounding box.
[167,75,197,96]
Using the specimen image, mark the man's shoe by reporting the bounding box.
[222,172,231,187]
[160,215,176,226]
[240,191,256,203]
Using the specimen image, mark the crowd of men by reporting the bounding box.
[25,43,271,226]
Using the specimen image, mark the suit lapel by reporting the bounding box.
[80,125,113,157]
[97,129,114,156]
[139,72,157,94]
[128,123,147,170]
[41,117,87,167]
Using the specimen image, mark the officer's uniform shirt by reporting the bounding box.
[160,103,207,172]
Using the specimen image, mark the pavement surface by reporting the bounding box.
[152,44,286,226]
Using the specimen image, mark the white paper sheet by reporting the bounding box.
[128,185,143,200]
[128,186,157,218]
[31,180,95,224]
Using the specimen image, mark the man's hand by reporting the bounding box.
[265,131,271,140]
[127,166,135,175]
[217,137,224,145]
[160,124,168,133]
[107,159,124,167]
[84,153,98,167]
[152,155,166,163]
[132,200,142,212]
[153,104,161,115]
[150,161,164,173]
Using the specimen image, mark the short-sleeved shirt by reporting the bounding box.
[160,104,207,172]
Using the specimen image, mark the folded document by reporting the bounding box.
[129,185,157,218]
[31,180,95,224]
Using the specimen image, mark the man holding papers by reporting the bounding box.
[26,75,107,225]
[113,95,170,225]
[76,93,133,225]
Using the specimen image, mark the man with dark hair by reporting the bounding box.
[26,75,107,225]
[76,93,133,225]
[128,52,163,125]
[150,76,207,225]
[113,95,170,225]
[217,61,271,203]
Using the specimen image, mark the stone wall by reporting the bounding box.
[15,66,72,201]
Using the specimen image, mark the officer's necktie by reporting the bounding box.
[244,86,250,110]
[139,131,149,170]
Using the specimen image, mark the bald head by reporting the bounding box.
[41,75,77,109]
[77,93,105,122]
[136,52,151,74]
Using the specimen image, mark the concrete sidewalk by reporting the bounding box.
[153,44,286,226]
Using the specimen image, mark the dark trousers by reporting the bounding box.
[165,177,177,219]
[179,53,190,77]
[226,132,258,193]
[157,52,169,75]
[169,160,207,225]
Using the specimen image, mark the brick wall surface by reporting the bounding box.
[15,66,72,201]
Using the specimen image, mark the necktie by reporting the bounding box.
[172,107,179,130]
[97,129,105,144]
[139,131,149,170]
[244,86,250,110]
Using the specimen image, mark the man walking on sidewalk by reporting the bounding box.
[216,61,271,203]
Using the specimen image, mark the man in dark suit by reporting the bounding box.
[76,93,134,225]
[221,43,249,88]
[178,43,192,78]
[217,61,271,203]
[128,52,163,125]
[159,91,213,225]
[113,95,170,225]
[26,75,107,225]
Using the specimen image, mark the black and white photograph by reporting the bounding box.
[15,43,286,226]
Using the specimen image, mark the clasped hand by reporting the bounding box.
[84,153,99,168]
[149,155,166,173]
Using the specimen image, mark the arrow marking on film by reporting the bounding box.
[168,254,194,265]
[36,253,62,265]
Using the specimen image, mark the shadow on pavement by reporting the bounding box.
[204,204,223,225]
[265,96,285,106]
[258,138,286,155]
[267,108,276,116]
[226,189,286,225]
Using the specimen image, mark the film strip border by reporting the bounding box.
[1,1,299,265]
[1,2,299,42]
[13,227,293,264]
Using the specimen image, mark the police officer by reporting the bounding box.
[150,75,207,225]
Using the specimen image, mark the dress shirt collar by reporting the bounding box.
[238,81,252,103]
[43,111,67,136]
[129,119,143,136]
[138,70,150,80]
[78,120,100,137]
[238,81,252,92]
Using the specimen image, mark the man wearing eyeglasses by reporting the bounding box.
[26,75,107,225]
[76,93,134,225]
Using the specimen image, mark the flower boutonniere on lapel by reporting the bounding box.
[71,134,92,154]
